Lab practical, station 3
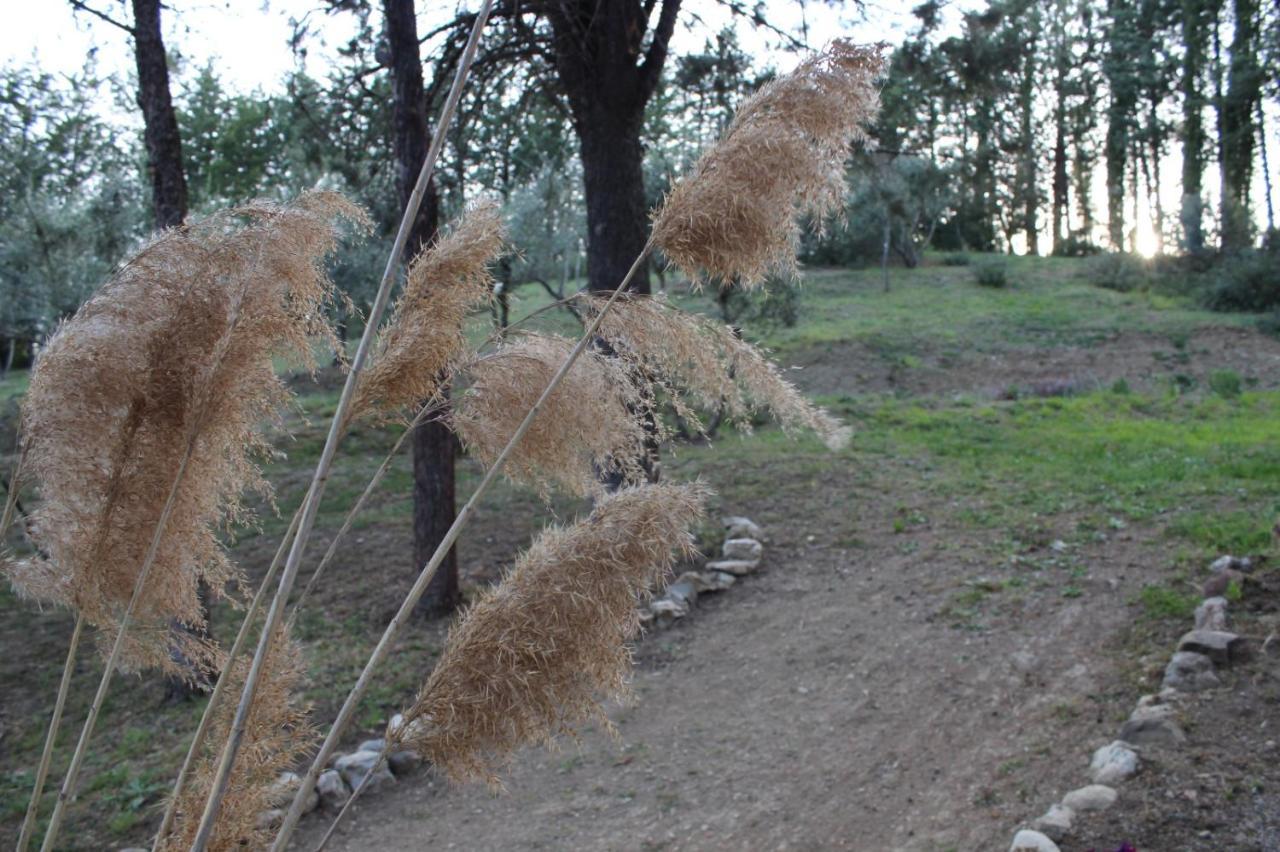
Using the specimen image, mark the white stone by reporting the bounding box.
[1090,741,1139,785]
[1010,829,1061,851]
[317,768,350,811]
[268,770,319,814]
[1195,597,1229,631]
[1177,630,1245,666]
[676,570,735,593]
[722,516,762,540]
[358,738,385,755]
[722,538,763,561]
[1061,784,1117,812]
[705,559,759,576]
[334,750,395,793]
[1032,804,1074,842]
[1163,651,1220,692]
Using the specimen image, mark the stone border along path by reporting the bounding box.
[215,515,768,841]
[1007,555,1258,852]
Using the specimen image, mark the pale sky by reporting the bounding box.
[1,1,955,98]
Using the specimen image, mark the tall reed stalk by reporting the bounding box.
[150,508,301,848]
[269,244,653,851]
[189,4,496,847]
[15,614,82,851]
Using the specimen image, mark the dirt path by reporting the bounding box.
[297,458,1155,851]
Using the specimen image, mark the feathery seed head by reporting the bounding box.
[651,40,884,286]
[582,294,851,449]
[450,333,655,497]
[390,481,710,787]
[8,191,366,674]
[353,200,506,422]
[157,624,314,852]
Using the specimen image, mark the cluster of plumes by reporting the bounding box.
[580,294,850,450]
[5,191,367,674]
[450,333,654,497]
[352,200,506,422]
[650,40,884,286]
[389,481,709,787]
[158,625,314,852]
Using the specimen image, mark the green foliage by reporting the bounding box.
[1201,247,1280,313]
[1089,252,1150,292]
[1209,369,1243,398]
[972,257,1009,288]
[941,253,971,266]
[1138,584,1199,620]
[0,64,147,352]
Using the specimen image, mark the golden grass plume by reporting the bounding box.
[7,191,367,674]
[450,332,655,496]
[352,200,506,421]
[389,481,710,786]
[582,294,850,449]
[650,40,884,286]
[157,623,314,852]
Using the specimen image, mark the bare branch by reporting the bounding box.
[66,0,135,35]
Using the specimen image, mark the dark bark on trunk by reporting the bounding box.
[579,115,651,294]
[384,0,458,617]
[1180,0,1208,253]
[545,0,682,295]
[131,0,187,230]
[1220,0,1260,250]
[130,0,202,702]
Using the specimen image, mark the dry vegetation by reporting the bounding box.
[2,38,883,850]
[391,481,709,786]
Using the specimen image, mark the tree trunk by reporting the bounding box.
[1259,98,1276,233]
[578,112,651,294]
[545,0,682,295]
[128,0,203,703]
[1220,0,1260,250]
[131,0,187,230]
[384,0,459,617]
[1180,0,1209,253]
[1105,0,1138,251]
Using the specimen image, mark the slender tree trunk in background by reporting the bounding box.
[384,0,458,617]
[545,0,682,295]
[131,0,187,230]
[1105,0,1137,251]
[1220,0,1260,250]
[1259,99,1276,233]
[1180,0,1209,253]
[1018,14,1039,255]
[1051,5,1070,254]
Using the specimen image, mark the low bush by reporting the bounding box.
[972,257,1008,288]
[1201,248,1280,313]
[1089,252,1149,293]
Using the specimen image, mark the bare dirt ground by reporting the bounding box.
[297,464,1171,851]
[783,326,1280,400]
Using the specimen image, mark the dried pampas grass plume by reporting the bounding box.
[157,624,314,851]
[450,333,653,496]
[583,294,850,449]
[390,481,710,786]
[353,200,506,421]
[651,40,883,286]
[10,191,367,674]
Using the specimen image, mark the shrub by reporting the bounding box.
[941,252,970,267]
[1090,252,1149,293]
[1201,248,1280,312]
[972,257,1008,288]
[1208,369,1242,399]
